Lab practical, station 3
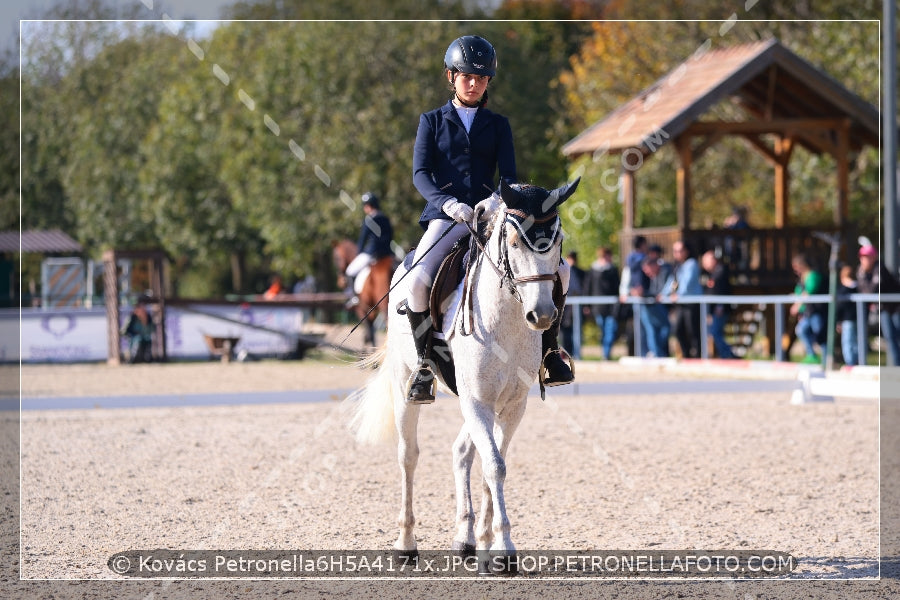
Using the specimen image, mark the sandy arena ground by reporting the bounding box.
[3,357,899,599]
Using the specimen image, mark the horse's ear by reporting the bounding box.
[542,177,581,213]
[500,179,522,210]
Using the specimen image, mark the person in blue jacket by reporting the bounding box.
[403,34,573,404]
[344,192,394,285]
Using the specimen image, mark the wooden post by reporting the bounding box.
[620,166,635,231]
[774,135,794,228]
[675,136,692,230]
[149,256,167,362]
[835,119,851,226]
[102,250,120,365]
[619,166,636,262]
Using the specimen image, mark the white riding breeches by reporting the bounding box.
[345,252,373,278]
[406,220,469,313]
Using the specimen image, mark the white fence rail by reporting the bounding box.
[566,293,900,363]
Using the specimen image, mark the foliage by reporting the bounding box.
[0,69,18,232]
[7,0,887,300]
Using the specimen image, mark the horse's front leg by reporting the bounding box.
[459,398,513,555]
[394,399,420,555]
[451,426,476,555]
[474,398,527,554]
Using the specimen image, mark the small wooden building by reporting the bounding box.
[103,249,168,365]
[562,38,880,292]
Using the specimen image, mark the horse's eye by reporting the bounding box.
[510,240,518,248]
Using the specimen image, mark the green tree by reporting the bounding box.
[62,31,189,251]
[18,1,164,236]
[0,66,18,232]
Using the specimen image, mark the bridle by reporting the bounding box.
[460,206,568,401]
[462,206,561,315]
[497,208,562,299]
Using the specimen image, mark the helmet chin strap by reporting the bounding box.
[454,92,481,108]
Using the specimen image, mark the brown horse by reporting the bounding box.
[332,239,395,346]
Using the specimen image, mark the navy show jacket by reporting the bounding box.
[357,211,393,259]
[412,100,517,229]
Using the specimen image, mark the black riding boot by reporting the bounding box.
[541,297,574,386]
[407,308,436,404]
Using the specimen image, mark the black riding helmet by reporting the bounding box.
[361,192,380,210]
[444,35,497,77]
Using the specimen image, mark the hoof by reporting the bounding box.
[451,541,476,557]
[477,550,518,577]
[392,548,418,561]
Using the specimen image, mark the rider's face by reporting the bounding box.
[449,71,489,105]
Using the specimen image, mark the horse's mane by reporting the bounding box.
[481,200,504,240]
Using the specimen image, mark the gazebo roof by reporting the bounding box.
[0,229,82,253]
[561,38,879,157]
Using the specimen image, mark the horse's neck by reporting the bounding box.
[472,225,524,330]
[340,239,357,262]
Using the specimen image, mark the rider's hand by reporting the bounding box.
[442,199,474,224]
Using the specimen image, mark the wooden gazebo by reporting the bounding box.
[562,38,880,292]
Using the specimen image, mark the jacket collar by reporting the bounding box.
[442,99,487,135]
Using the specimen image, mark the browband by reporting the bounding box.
[503,210,561,254]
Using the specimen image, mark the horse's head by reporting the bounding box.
[496,178,580,331]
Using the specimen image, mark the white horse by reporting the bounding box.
[347,178,579,570]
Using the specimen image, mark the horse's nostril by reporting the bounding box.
[526,311,539,325]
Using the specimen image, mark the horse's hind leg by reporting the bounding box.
[394,398,420,555]
[451,426,477,555]
[365,318,376,346]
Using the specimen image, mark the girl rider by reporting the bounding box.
[404,34,573,404]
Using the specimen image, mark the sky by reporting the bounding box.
[2,0,232,52]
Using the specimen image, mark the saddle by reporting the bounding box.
[429,239,470,333]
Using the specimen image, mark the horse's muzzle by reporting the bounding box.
[524,308,557,331]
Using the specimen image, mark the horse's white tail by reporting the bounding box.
[346,344,399,445]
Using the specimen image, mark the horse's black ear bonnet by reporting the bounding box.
[499,179,580,253]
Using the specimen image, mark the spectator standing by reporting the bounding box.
[856,244,900,366]
[789,253,828,364]
[619,236,648,356]
[585,246,621,360]
[723,205,751,273]
[646,243,673,284]
[620,236,648,299]
[836,264,859,365]
[638,255,671,357]
[663,240,703,358]
[701,251,735,359]
[560,251,586,359]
